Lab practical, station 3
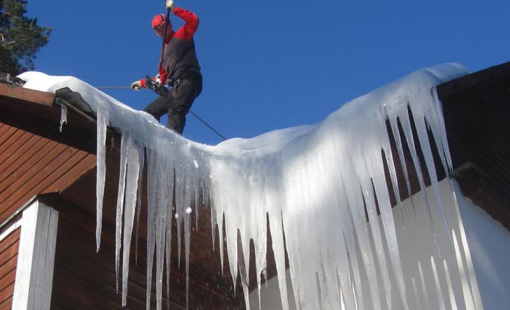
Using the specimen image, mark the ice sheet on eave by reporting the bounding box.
[19,63,474,310]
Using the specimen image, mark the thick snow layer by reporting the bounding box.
[19,64,482,310]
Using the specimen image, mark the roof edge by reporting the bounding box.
[437,61,510,101]
[0,83,55,107]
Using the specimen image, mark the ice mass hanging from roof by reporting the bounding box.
[19,63,483,310]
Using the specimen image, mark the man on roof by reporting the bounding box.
[131,0,202,135]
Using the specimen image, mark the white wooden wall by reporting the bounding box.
[11,200,59,310]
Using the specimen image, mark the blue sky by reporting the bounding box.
[28,0,509,145]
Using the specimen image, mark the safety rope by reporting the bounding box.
[188,110,227,140]
[95,86,130,89]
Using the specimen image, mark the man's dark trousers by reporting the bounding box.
[144,71,202,134]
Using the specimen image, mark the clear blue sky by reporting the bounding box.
[28,0,509,145]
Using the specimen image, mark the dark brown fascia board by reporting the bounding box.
[0,84,121,154]
[0,83,55,108]
[437,61,510,101]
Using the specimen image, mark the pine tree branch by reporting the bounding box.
[0,34,15,45]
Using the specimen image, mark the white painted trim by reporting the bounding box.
[0,218,22,241]
[12,200,59,310]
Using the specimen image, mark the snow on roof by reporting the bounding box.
[18,64,477,310]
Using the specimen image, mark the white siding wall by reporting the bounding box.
[250,180,509,309]
[12,200,59,310]
[457,188,510,309]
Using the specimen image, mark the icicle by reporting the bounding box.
[450,184,484,309]
[165,186,173,310]
[443,260,459,310]
[368,160,409,310]
[95,109,108,252]
[225,217,239,292]
[266,176,289,310]
[164,154,175,310]
[416,114,451,243]
[419,261,431,310]
[115,133,130,292]
[184,201,192,309]
[155,172,168,310]
[343,177,382,310]
[135,147,145,265]
[20,65,482,310]
[380,124,406,227]
[452,230,476,310]
[431,256,446,310]
[340,196,365,310]
[430,87,455,176]
[359,174,393,309]
[145,148,159,310]
[411,278,422,310]
[121,138,143,306]
[399,107,441,253]
[59,103,67,132]
[389,115,418,220]
[239,248,251,310]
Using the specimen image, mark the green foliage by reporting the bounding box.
[0,0,52,75]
